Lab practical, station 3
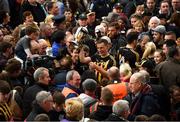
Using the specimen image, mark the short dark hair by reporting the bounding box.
[160,0,169,7]
[64,8,72,13]
[5,58,21,73]
[59,56,73,69]
[23,11,32,21]
[0,41,12,53]
[0,80,11,94]
[25,24,40,35]
[126,32,138,44]
[163,39,177,47]
[47,2,55,11]
[108,22,120,30]
[101,87,114,104]
[165,31,176,37]
[168,46,179,58]
[96,38,109,45]
[53,91,65,105]
[51,30,66,43]
[130,13,142,20]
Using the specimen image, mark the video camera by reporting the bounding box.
[24,55,56,71]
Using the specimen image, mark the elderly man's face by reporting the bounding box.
[40,70,51,85]
[148,19,159,29]
[128,76,141,94]
[43,95,53,112]
[70,72,81,88]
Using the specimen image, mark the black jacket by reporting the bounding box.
[21,1,46,23]
[23,82,49,119]
[106,113,128,121]
[124,84,160,120]
[26,102,48,121]
[89,104,112,121]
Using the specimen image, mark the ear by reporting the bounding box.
[38,76,43,82]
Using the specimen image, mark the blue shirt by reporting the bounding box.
[64,83,82,99]
[52,42,63,57]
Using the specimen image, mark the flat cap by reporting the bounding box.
[153,25,166,34]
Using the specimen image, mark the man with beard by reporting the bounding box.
[107,22,127,58]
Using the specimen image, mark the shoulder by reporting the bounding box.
[66,93,78,99]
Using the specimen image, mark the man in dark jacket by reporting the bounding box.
[23,67,50,119]
[107,22,127,57]
[125,72,160,120]
[89,87,113,121]
[21,0,46,24]
[8,0,23,29]
[158,46,180,90]
[26,91,53,121]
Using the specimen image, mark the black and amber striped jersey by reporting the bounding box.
[0,103,13,121]
[91,54,116,85]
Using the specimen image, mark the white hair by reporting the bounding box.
[131,72,146,84]
[36,91,51,104]
[148,16,160,29]
[149,16,160,25]
[66,70,78,82]
[113,100,129,116]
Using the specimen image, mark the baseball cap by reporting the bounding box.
[78,13,87,20]
[113,3,123,9]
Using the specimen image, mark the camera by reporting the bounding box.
[24,55,56,70]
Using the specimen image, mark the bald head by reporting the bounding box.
[30,40,40,54]
[108,66,120,82]
[38,39,48,55]
[128,72,146,94]
[130,72,146,84]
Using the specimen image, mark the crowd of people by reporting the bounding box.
[0,0,180,121]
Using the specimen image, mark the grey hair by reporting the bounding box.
[66,70,77,82]
[113,100,129,116]
[33,67,48,81]
[36,91,51,104]
[149,16,160,25]
[139,70,150,83]
[131,72,146,84]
